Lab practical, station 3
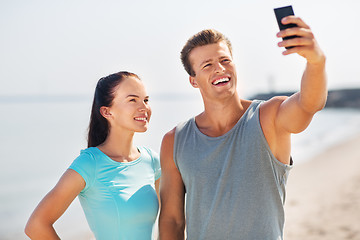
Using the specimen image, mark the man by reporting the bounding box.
[159,16,327,240]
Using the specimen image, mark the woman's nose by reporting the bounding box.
[138,102,149,112]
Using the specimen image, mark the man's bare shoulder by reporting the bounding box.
[258,96,290,131]
[163,127,176,142]
[260,96,289,114]
[161,127,176,157]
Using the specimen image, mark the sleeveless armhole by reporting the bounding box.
[255,101,293,197]
[173,121,188,172]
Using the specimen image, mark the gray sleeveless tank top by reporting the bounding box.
[174,100,292,240]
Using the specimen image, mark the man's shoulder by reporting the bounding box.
[259,96,289,113]
[163,127,176,141]
[162,117,195,146]
[258,95,290,132]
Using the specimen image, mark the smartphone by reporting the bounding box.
[274,5,297,49]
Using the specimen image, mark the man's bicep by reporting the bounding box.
[276,93,314,134]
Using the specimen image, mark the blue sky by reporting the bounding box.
[1,0,359,98]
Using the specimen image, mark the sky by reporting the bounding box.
[1,0,359,99]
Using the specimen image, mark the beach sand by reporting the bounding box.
[284,134,360,240]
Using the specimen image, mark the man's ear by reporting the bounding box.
[100,106,112,119]
[189,76,198,88]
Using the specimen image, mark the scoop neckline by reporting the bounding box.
[94,146,143,166]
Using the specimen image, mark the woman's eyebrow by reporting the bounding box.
[126,94,139,98]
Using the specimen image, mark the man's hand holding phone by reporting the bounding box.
[274,5,325,65]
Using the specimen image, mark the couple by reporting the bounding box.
[25,16,327,240]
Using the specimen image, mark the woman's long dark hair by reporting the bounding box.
[87,71,140,148]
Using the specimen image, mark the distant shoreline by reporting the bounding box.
[0,93,199,104]
[250,88,360,109]
[1,87,360,107]
[0,94,92,103]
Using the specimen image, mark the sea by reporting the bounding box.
[1,96,360,239]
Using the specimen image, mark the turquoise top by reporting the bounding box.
[69,146,161,240]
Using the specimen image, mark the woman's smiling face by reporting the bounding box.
[102,76,151,133]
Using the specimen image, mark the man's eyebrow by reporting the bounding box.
[199,56,230,67]
[199,59,212,67]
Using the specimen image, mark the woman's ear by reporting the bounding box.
[189,76,198,88]
[100,106,112,119]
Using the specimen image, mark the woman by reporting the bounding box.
[25,71,161,239]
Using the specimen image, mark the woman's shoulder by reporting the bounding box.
[80,147,98,155]
[69,148,99,193]
[138,146,161,179]
[71,147,99,168]
[138,146,158,158]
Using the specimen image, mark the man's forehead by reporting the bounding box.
[189,42,232,64]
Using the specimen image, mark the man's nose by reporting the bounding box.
[214,62,225,73]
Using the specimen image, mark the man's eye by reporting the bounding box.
[222,59,230,63]
[203,64,211,69]
[144,99,149,103]
[129,99,136,102]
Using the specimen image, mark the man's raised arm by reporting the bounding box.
[275,16,327,134]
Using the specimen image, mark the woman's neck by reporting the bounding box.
[97,129,139,163]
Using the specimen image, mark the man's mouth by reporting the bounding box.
[212,77,230,85]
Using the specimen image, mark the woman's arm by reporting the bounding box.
[25,169,85,239]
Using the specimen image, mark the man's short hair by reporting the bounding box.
[180,29,233,76]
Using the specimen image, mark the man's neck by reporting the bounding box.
[195,94,251,137]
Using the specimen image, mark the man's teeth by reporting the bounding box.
[135,117,147,121]
[213,78,229,85]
